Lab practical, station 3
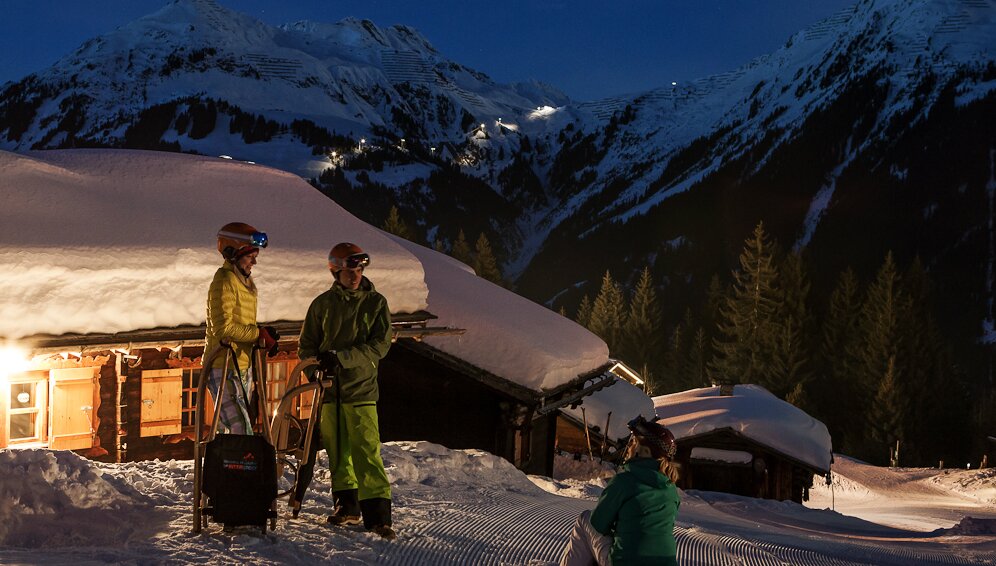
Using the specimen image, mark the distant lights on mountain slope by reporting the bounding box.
[527,105,561,120]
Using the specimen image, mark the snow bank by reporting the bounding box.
[654,384,832,472]
[0,448,159,547]
[385,440,542,495]
[2,442,994,565]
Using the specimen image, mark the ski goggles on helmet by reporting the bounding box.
[627,415,654,437]
[218,229,269,249]
[342,253,370,269]
[248,231,268,248]
[626,415,677,459]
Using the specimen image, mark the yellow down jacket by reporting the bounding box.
[205,261,259,370]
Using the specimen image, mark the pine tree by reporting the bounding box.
[473,233,504,284]
[663,322,687,394]
[451,229,473,266]
[709,222,780,386]
[622,267,663,377]
[767,252,812,398]
[575,295,593,329]
[588,271,627,355]
[381,205,413,241]
[817,268,863,454]
[704,274,726,330]
[901,258,964,464]
[853,252,906,463]
[869,356,908,465]
[687,327,710,390]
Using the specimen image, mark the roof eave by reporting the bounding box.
[675,426,830,475]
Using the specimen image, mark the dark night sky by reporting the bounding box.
[0,0,857,100]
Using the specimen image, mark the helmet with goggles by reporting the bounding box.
[627,415,677,460]
[328,242,370,272]
[217,222,268,261]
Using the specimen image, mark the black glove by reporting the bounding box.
[317,350,341,375]
[258,325,280,357]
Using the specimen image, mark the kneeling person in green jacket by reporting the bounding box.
[298,242,395,540]
[559,415,681,566]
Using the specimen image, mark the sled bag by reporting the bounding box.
[202,433,277,527]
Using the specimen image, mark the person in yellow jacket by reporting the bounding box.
[205,222,277,434]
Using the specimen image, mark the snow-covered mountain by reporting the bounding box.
[0,0,566,147]
[1,0,994,348]
[517,0,996,302]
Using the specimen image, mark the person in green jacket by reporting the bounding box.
[298,242,395,540]
[205,222,277,435]
[559,415,681,566]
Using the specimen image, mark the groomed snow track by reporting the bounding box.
[375,488,994,565]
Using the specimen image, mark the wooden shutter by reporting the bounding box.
[140,369,182,437]
[49,367,98,450]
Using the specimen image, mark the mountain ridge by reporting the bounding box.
[1,0,994,345]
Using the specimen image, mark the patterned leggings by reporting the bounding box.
[208,368,254,434]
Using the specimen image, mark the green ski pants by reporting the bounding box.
[320,401,392,500]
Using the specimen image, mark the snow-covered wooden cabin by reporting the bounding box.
[555,372,655,460]
[654,384,833,503]
[0,149,620,475]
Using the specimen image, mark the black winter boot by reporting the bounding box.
[328,489,362,526]
[360,497,395,540]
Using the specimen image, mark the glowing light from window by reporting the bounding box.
[0,346,31,384]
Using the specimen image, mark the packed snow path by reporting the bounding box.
[1,443,994,565]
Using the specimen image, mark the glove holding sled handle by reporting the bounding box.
[317,350,341,376]
[258,325,280,357]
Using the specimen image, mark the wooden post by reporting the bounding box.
[581,406,594,462]
[600,411,612,460]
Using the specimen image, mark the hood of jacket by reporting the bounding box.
[623,457,672,489]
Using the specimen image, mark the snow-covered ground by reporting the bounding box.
[2,444,994,565]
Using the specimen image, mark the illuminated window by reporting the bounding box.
[5,371,48,446]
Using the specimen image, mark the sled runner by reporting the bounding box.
[192,343,278,534]
[268,357,336,518]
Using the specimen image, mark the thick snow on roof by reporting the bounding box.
[561,377,655,442]
[653,384,832,472]
[0,148,426,335]
[0,149,607,391]
[390,235,609,391]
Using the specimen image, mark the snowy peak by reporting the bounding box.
[0,0,574,173]
[278,17,440,61]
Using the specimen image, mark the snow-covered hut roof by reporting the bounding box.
[653,384,832,472]
[0,149,608,392]
[561,377,655,443]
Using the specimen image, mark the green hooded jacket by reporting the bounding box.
[590,457,680,565]
[205,261,259,370]
[298,277,392,403]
